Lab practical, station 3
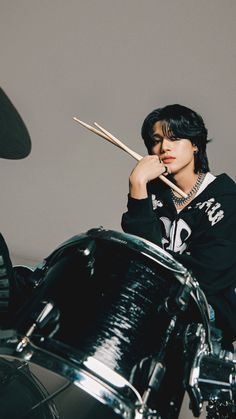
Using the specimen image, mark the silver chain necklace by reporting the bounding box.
[171,173,206,207]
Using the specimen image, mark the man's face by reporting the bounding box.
[151,121,197,175]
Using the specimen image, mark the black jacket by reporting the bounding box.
[122,173,236,339]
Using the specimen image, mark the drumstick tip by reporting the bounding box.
[73,116,86,125]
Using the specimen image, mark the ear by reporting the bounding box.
[193,144,198,154]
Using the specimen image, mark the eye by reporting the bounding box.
[153,138,162,145]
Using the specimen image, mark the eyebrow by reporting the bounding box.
[153,132,163,139]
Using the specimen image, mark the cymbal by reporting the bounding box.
[0,87,31,159]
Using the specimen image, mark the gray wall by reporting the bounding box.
[0,0,235,263]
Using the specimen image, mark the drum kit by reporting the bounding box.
[0,228,235,419]
[0,89,235,418]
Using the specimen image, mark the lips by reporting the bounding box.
[162,157,176,164]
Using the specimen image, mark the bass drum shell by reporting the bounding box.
[6,228,210,418]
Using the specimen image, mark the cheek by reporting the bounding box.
[151,144,161,155]
[178,145,195,160]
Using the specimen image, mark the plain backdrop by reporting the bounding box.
[0,0,235,265]
[0,2,235,418]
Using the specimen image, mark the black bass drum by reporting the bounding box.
[0,227,211,418]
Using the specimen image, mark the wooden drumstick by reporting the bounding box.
[73,117,122,149]
[94,122,143,161]
[73,117,187,198]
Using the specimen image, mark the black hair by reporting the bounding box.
[141,104,210,173]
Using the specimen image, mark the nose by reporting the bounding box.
[161,137,172,152]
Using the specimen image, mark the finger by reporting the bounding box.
[161,164,169,176]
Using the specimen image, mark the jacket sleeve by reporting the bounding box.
[121,194,163,246]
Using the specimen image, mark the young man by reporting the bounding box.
[121,104,236,347]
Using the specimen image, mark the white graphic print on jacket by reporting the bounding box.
[160,217,191,254]
[159,198,224,254]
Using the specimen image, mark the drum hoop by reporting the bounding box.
[88,227,188,274]
[45,228,187,275]
[0,338,142,418]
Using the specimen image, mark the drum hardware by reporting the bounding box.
[206,398,236,418]
[131,314,181,418]
[134,406,161,418]
[16,300,56,353]
[190,279,212,352]
[218,349,236,364]
[183,324,210,416]
[164,274,193,316]
[183,323,236,417]
[136,362,166,419]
